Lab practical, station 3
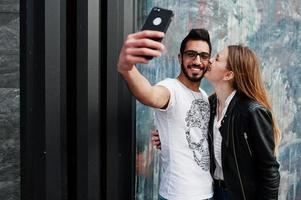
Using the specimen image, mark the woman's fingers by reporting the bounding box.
[151,130,161,149]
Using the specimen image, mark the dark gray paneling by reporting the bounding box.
[20,0,45,199]
[75,0,88,198]
[45,0,67,199]
[106,0,136,199]
[87,0,100,199]
[74,0,102,199]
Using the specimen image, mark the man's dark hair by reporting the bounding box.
[180,29,212,54]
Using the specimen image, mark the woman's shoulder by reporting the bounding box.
[236,93,270,115]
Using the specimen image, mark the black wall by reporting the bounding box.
[21,0,136,199]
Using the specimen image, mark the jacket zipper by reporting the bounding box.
[232,119,247,200]
[244,132,252,157]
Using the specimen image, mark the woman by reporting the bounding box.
[152,44,281,200]
[205,44,280,200]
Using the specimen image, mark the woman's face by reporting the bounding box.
[205,47,231,84]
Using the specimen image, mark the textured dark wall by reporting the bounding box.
[0,0,20,199]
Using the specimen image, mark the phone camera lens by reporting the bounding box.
[153,17,162,26]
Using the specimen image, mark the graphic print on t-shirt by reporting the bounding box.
[185,98,210,171]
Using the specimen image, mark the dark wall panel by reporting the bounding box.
[106,0,136,199]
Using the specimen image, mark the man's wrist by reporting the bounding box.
[117,64,135,75]
[117,66,128,75]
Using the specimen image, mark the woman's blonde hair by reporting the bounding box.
[227,45,281,153]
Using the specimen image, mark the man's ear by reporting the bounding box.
[224,71,234,81]
[178,53,182,64]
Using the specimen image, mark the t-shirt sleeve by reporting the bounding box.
[155,78,175,111]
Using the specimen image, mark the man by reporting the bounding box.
[118,29,213,200]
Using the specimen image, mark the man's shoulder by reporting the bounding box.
[199,88,209,99]
[156,78,179,90]
[157,78,177,85]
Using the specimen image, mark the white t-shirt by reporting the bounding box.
[154,78,213,200]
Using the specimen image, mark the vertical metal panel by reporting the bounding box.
[76,0,102,199]
[20,0,46,199]
[44,0,61,196]
[65,0,103,199]
[44,0,66,199]
[59,1,68,199]
[76,0,88,198]
[88,0,100,199]
[65,0,77,199]
[99,0,107,198]
[106,0,136,199]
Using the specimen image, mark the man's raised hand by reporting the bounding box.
[117,30,165,73]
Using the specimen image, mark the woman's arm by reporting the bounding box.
[249,106,280,200]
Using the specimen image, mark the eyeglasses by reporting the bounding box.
[183,50,211,61]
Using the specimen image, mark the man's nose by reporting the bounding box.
[193,55,202,64]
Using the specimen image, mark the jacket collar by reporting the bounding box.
[223,91,241,118]
[209,92,243,146]
[209,91,242,116]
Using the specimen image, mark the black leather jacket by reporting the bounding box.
[208,92,280,200]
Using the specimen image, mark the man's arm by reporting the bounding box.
[117,30,170,108]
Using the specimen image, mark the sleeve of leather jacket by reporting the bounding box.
[248,106,280,200]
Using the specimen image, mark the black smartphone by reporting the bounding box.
[141,7,174,59]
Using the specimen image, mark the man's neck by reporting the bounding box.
[177,74,200,92]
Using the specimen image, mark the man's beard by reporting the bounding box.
[181,63,206,82]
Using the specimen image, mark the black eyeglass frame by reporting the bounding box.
[182,50,211,61]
